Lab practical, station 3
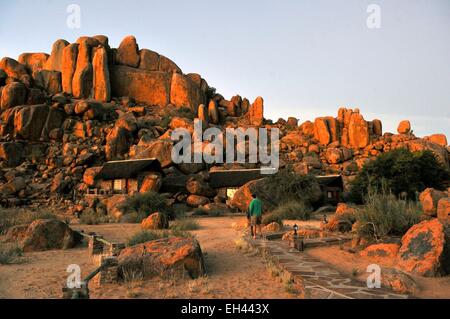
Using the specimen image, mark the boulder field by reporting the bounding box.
[0,34,448,220]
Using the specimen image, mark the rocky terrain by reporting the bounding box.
[0,34,449,219]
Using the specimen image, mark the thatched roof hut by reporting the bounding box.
[95,158,162,180]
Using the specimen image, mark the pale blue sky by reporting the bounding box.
[1,0,449,137]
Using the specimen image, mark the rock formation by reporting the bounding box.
[0,34,448,221]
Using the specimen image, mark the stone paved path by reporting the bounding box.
[247,237,410,299]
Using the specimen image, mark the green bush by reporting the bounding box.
[121,191,169,223]
[262,200,312,225]
[355,191,422,241]
[0,245,23,265]
[273,200,313,220]
[349,149,449,203]
[170,219,200,231]
[127,229,192,246]
[79,209,109,225]
[262,169,322,208]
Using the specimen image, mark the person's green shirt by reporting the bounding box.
[249,198,263,217]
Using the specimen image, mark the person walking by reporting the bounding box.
[248,193,263,239]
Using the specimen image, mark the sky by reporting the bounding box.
[1,0,449,137]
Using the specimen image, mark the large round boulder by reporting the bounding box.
[398,219,450,277]
[19,219,80,252]
[141,212,169,230]
[118,237,205,279]
[419,188,447,217]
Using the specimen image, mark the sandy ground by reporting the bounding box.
[0,217,294,299]
[305,245,450,299]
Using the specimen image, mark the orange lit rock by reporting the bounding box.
[419,188,447,217]
[134,139,173,168]
[0,57,31,87]
[186,194,210,207]
[92,47,111,102]
[82,166,102,186]
[61,43,78,94]
[249,96,264,126]
[141,212,169,230]
[43,39,69,72]
[14,104,49,141]
[348,112,370,148]
[398,219,450,277]
[72,40,93,99]
[139,174,162,193]
[427,134,448,147]
[299,120,315,137]
[397,120,411,134]
[116,35,140,68]
[170,72,204,110]
[18,53,49,73]
[208,100,219,124]
[262,222,282,233]
[32,70,62,95]
[118,237,205,279]
[159,55,181,73]
[0,82,26,110]
[139,49,159,71]
[437,198,450,224]
[110,65,171,106]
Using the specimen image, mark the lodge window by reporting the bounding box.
[227,188,238,200]
[114,179,124,191]
[327,191,333,199]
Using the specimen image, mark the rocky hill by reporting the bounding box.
[0,35,448,217]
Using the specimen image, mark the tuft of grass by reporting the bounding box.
[262,200,312,225]
[79,209,109,225]
[0,208,57,235]
[122,269,143,298]
[170,219,200,231]
[355,191,422,241]
[127,229,192,246]
[0,245,23,265]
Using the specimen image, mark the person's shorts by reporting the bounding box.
[251,215,262,226]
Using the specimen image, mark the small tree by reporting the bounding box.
[349,148,449,203]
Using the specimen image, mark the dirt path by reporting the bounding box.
[0,217,294,299]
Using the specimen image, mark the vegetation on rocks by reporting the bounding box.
[349,149,450,203]
[79,209,109,225]
[354,190,422,241]
[0,208,57,235]
[0,245,23,264]
[261,168,322,208]
[169,219,200,231]
[127,229,192,246]
[120,191,169,222]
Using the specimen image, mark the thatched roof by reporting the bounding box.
[316,175,343,188]
[95,159,161,180]
[209,168,277,188]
